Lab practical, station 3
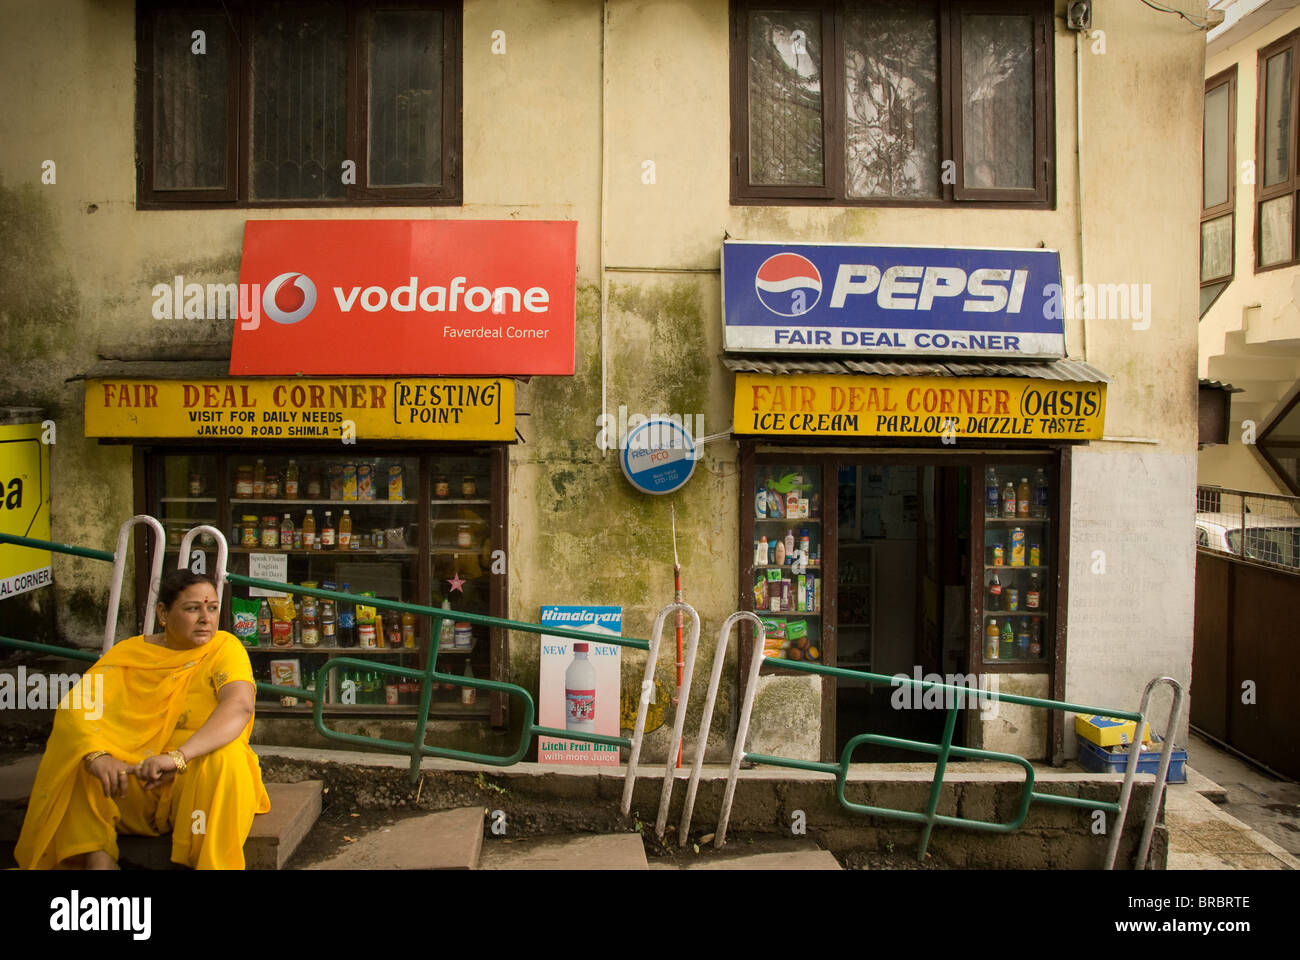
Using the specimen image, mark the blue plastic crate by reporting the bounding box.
[1075,734,1187,783]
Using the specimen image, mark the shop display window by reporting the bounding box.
[979,463,1051,664]
[146,448,504,718]
[750,462,824,665]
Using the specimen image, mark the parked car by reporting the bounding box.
[1195,511,1300,569]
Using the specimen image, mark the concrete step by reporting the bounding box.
[477,833,648,870]
[306,806,485,870]
[675,848,841,870]
[0,750,322,869]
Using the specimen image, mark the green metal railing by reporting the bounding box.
[2,528,1182,868]
[675,610,1183,869]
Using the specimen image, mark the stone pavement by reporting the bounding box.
[1162,731,1299,870]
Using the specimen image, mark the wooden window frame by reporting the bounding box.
[136,0,462,210]
[730,0,1055,208]
[1254,31,1300,272]
[1257,389,1300,496]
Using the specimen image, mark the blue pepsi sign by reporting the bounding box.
[620,418,697,496]
[723,241,1065,358]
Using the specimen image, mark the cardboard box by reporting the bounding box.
[1075,714,1151,747]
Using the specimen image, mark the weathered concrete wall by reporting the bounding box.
[1,1,1203,766]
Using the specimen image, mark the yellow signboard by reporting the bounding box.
[0,422,52,598]
[734,373,1105,440]
[84,378,515,441]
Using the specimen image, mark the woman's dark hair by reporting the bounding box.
[155,569,219,610]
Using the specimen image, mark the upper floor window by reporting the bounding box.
[1256,31,1300,268]
[137,1,461,208]
[1202,66,1235,314]
[730,0,1054,206]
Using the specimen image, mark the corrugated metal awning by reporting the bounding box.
[722,355,1111,383]
[1198,378,1243,393]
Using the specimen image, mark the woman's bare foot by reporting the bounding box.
[84,850,118,870]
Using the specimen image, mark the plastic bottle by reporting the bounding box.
[302,509,316,549]
[1001,480,1016,518]
[338,509,352,549]
[1032,468,1049,518]
[253,459,266,498]
[401,610,417,648]
[774,539,786,566]
[799,528,810,558]
[322,510,335,547]
[280,513,295,549]
[257,599,273,646]
[756,536,768,566]
[985,619,999,659]
[338,583,356,647]
[565,642,597,733]
[462,662,476,706]
[985,467,999,518]
[284,459,300,498]
[1016,477,1031,518]
[987,573,1002,610]
[320,598,337,647]
[438,599,454,648]
[783,529,795,560]
[1000,620,1016,660]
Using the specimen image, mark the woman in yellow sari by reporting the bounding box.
[15,570,270,869]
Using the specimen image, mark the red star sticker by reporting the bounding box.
[447,573,466,593]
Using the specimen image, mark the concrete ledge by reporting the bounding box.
[248,780,323,870]
[681,849,841,870]
[478,833,647,870]
[308,806,485,870]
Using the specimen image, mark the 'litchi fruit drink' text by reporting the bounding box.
[565,642,596,733]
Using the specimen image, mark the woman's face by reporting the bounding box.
[159,583,220,647]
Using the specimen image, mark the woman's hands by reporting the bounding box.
[86,754,139,799]
[135,752,182,792]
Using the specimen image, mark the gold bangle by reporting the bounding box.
[169,749,188,773]
[83,750,110,771]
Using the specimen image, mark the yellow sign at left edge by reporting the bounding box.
[0,422,53,598]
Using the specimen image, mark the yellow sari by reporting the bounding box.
[14,630,270,870]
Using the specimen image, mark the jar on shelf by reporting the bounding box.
[456,523,473,548]
[240,515,260,548]
[260,515,279,549]
[461,476,477,497]
[264,471,280,500]
[306,471,322,499]
[188,472,202,497]
[235,466,254,499]
[435,475,450,498]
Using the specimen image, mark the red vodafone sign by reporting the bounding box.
[230,220,576,376]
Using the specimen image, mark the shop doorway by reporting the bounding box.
[834,460,971,760]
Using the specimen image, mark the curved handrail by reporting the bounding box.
[176,525,230,607]
[104,516,166,653]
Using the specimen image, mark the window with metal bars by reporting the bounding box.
[731,0,1054,206]
[137,0,461,208]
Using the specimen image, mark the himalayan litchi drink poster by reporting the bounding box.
[538,605,622,765]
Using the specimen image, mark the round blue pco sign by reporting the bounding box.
[620,417,698,496]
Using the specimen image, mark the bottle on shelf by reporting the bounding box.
[1001,480,1016,518]
[284,459,300,498]
[774,538,786,566]
[321,510,336,548]
[338,509,352,549]
[1029,619,1043,657]
[280,513,295,549]
[991,540,1004,566]
[462,661,476,706]
[338,583,356,648]
[256,599,273,647]
[985,619,999,660]
[302,509,316,550]
[756,536,768,566]
[1026,572,1042,610]
[1016,619,1031,656]
[1000,620,1016,660]
[783,529,795,561]
[1032,468,1049,519]
[987,573,1003,611]
[985,466,999,518]
[437,599,454,648]
[357,592,377,648]
[401,610,417,648]
[799,528,810,558]
[320,597,337,647]
[386,614,402,649]
[1016,477,1030,519]
[301,593,319,647]
[253,459,266,498]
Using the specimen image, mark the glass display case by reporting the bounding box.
[979,463,1051,663]
[750,461,824,665]
[146,448,504,719]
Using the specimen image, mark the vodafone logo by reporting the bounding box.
[262,272,317,325]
